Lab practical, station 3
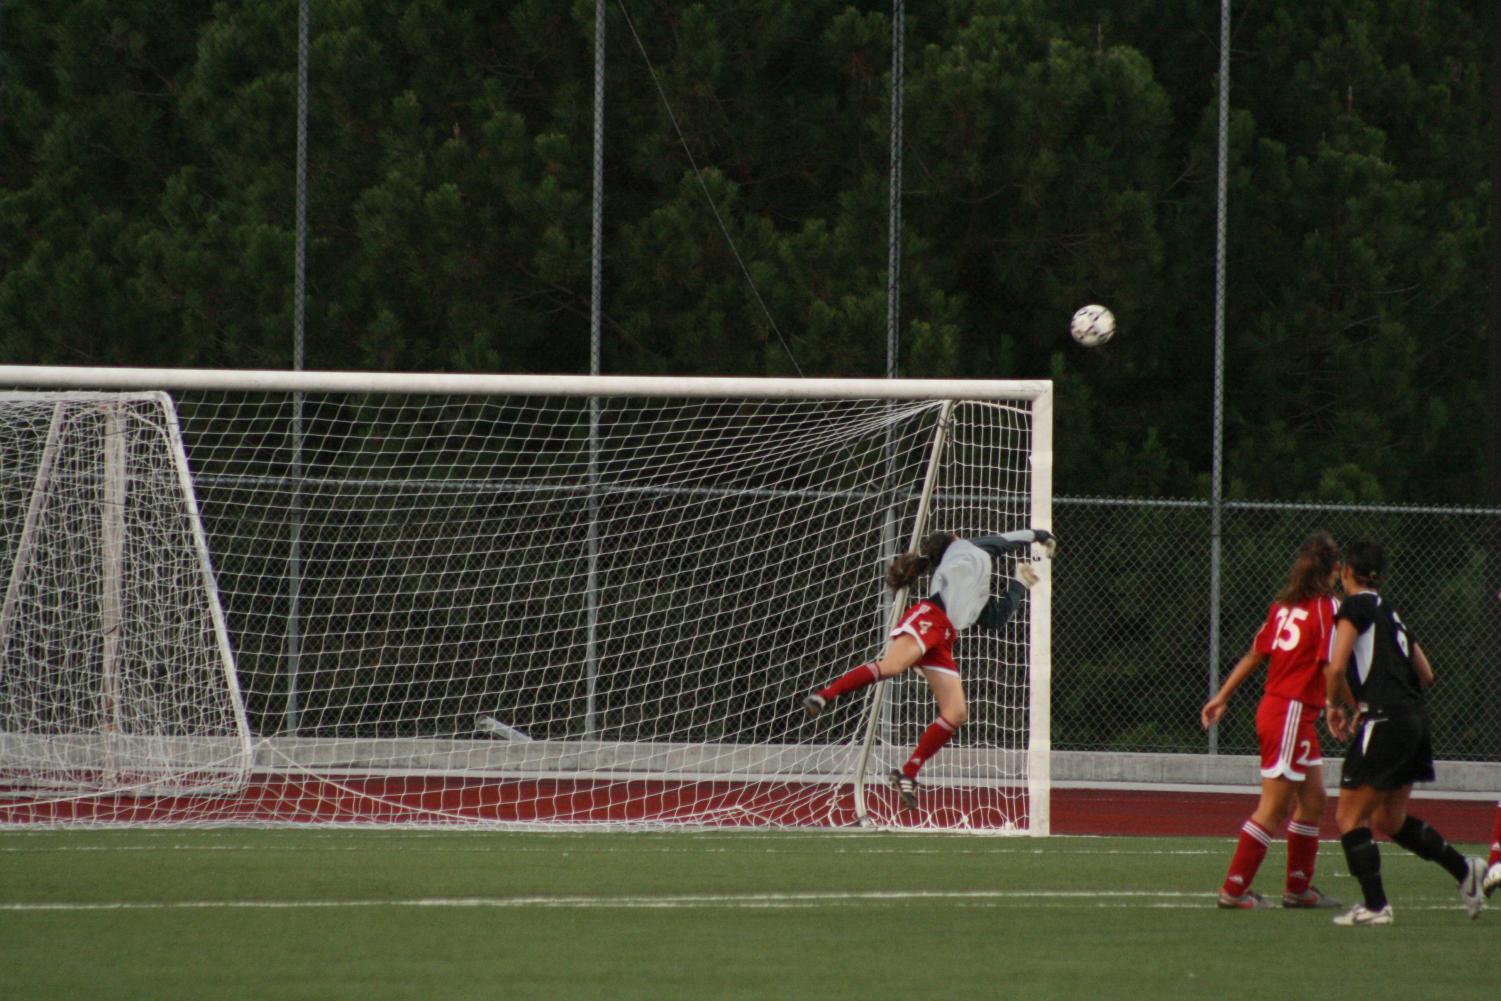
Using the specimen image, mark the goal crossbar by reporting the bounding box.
[0,366,1051,402]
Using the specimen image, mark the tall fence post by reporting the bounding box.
[585,0,607,737]
[1207,0,1232,754]
[287,0,310,736]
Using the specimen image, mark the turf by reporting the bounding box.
[1,828,1495,1001]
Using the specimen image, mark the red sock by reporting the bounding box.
[1285,821,1321,897]
[817,662,881,702]
[901,717,957,779]
[1220,819,1272,897]
[1489,801,1501,868]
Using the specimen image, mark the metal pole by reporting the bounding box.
[873,0,907,750]
[1207,0,1231,754]
[886,0,904,382]
[287,0,309,735]
[585,0,607,737]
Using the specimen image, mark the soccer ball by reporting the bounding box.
[1069,304,1115,347]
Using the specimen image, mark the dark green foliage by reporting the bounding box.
[0,0,1493,500]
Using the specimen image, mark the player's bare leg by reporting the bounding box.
[889,670,967,810]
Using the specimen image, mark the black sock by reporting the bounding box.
[1391,815,1469,883]
[1341,827,1388,910]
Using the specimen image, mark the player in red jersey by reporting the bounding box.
[1200,531,1342,910]
[800,528,1055,810]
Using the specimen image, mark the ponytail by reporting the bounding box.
[1276,530,1340,604]
[1343,539,1386,588]
[886,532,955,592]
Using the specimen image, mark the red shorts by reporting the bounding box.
[1255,694,1323,781]
[890,601,958,677]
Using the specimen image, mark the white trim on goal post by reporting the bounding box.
[153,392,256,776]
[0,366,1053,402]
[1028,389,1054,836]
[0,367,1052,833]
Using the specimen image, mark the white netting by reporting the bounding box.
[0,393,250,799]
[0,377,1048,830]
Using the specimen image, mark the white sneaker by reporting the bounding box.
[1332,903,1393,926]
[1484,861,1501,899]
[802,693,827,717]
[1460,856,1486,919]
[1016,563,1039,589]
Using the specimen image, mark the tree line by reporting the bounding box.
[2,0,1493,502]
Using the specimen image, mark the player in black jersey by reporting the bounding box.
[1323,540,1487,926]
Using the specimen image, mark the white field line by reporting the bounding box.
[0,889,1475,914]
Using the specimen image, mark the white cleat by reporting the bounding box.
[1332,903,1394,927]
[801,693,827,717]
[1484,861,1501,900]
[1460,856,1487,919]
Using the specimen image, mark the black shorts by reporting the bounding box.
[1339,710,1435,790]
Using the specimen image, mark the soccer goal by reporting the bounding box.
[0,368,1051,833]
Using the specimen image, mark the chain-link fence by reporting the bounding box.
[1053,497,1501,762]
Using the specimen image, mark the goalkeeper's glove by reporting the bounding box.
[1034,528,1058,559]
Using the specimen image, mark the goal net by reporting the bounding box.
[0,370,1051,832]
[0,392,251,800]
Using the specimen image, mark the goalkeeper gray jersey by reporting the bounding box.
[929,530,1037,631]
[929,539,991,630]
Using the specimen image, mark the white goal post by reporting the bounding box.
[0,367,1051,833]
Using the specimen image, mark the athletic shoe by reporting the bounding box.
[1282,886,1341,909]
[1016,563,1039,589]
[1216,889,1275,910]
[802,693,827,717]
[1332,903,1394,926]
[1037,533,1058,559]
[1460,856,1486,919]
[889,769,918,811]
[1484,861,1501,900]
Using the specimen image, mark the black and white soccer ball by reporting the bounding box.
[1069,304,1115,347]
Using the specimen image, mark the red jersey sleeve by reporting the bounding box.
[1252,604,1278,655]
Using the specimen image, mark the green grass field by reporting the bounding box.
[1,828,1496,1001]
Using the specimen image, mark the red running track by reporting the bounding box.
[1052,786,1496,840]
[1,777,1494,840]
